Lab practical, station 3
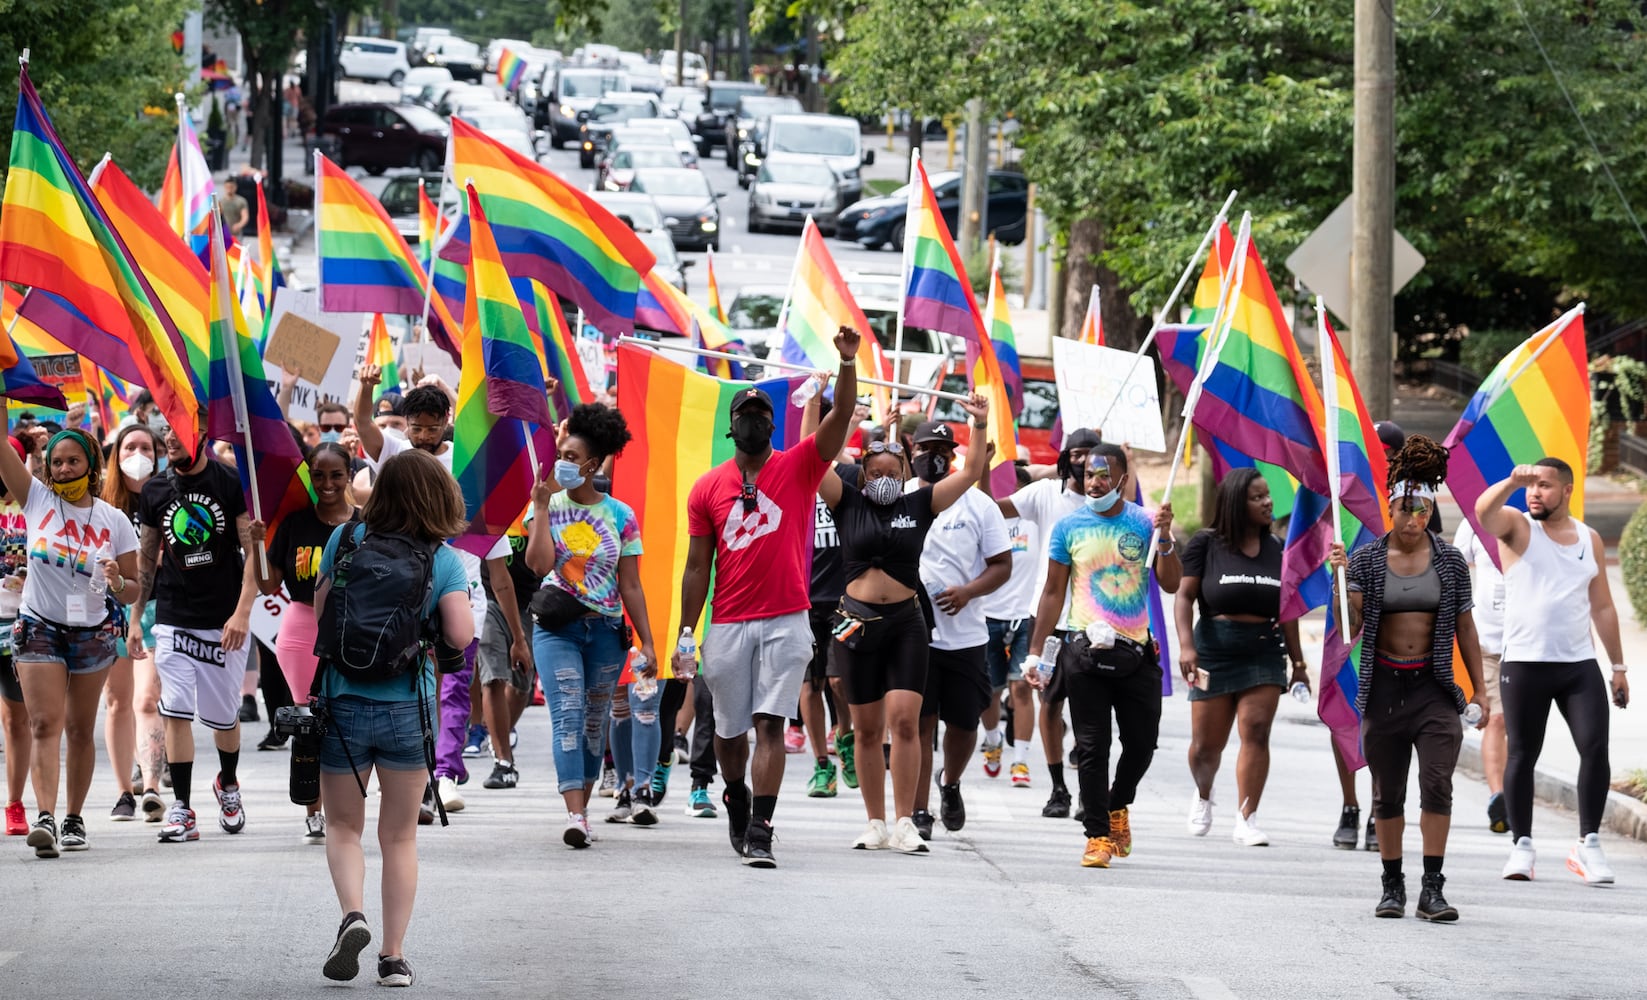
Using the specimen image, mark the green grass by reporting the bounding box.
[1614,768,1647,803]
[865,178,901,196]
[1149,481,1203,536]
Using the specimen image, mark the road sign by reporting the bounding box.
[1285,195,1425,319]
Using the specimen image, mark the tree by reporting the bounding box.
[0,0,194,189]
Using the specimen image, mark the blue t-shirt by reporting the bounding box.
[1046,501,1156,642]
[316,524,469,702]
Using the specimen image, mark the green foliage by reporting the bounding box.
[1619,498,1647,626]
[0,0,194,189]
[1457,329,1528,380]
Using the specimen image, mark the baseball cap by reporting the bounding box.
[727,386,774,418]
[1062,428,1101,451]
[912,420,956,446]
[375,392,406,418]
[1374,421,1405,452]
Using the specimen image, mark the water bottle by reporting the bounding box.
[1290,681,1311,704]
[675,627,697,678]
[789,374,823,408]
[631,653,657,699]
[1040,635,1062,681]
[1462,702,1484,727]
[86,543,110,598]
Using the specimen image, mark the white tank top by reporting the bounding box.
[1502,515,1597,662]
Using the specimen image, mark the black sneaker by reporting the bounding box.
[377,955,414,987]
[59,814,88,851]
[1486,793,1509,834]
[673,730,689,763]
[257,729,289,751]
[1364,817,1379,853]
[939,782,966,832]
[239,694,260,723]
[482,762,518,789]
[1375,873,1406,918]
[27,812,59,858]
[1332,805,1360,849]
[1042,786,1071,818]
[722,784,751,857]
[111,791,137,821]
[742,818,776,868]
[161,761,172,789]
[1416,872,1458,922]
[323,911,372,981]
[911,809,935,841]
[141,789,165,822]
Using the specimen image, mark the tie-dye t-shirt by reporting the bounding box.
[544,492,643,618]
[1046,501,1155,642]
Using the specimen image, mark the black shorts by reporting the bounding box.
[832,596,928,705]
[922,644,990,727]
[0,653,20,703]
[807,603,835,686]
[1361,666,1463,819]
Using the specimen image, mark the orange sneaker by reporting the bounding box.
[1109,808,1133,857]
[1082,836,1115,868]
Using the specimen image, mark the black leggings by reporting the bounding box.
[1500,659,1611,839]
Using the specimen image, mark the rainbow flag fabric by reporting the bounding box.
[444,118,656,337]
[159,99,214,252]
[465,184,553,429]
[417,179,446,273]
[779,219,888,394]
[706,248,727,324]
[497,48,527,91]
[252,178,284,341]
[637,270,744,379]
[1077,285,1105,346]
[611,342,805,666]
[366,314,401,402]
[983,256,1025,420]
[526,280,594,421]
[1444,305,1590,568]
[0,67,200,454]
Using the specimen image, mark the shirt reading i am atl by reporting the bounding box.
[20,480,138,625]
[138,460,248,629]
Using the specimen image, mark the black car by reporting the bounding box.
[317,103,449,175]
[723,94,802,168]
[376,172,446,244]
[836,169,1029,250]
[692,81,764,156]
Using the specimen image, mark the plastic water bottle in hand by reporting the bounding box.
[675,627,697,678]
[790,374,823,408]
[1040,636,1063,682]
[631,653,657,699]
[86,543,111,598]
[1462,702,1484,727]
[1289,681,1311,704]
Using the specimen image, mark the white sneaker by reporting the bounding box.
[1502,836,1536,880]
[563,812,590,848]
[437,776,465,813]
[852,818,890,851]
[1232,811,1270,847]
[891,816,929,854]
[597,765,618,798]
[303,812,326,845]
[1187,794,1213,837]
[1567,833,1616,884]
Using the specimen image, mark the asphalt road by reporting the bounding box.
[5,688,1643,998]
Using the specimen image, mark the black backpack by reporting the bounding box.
[314,527,438,684]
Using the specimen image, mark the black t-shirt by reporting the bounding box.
[137,460,249,627]
[834,480,936,593]
[480,533,537,616]
[810,462,861,605]
[1181,529,1283,620]
[269,507,355,604]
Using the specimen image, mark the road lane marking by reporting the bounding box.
[1179,976,1240,1000]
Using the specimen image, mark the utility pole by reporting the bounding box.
[1351,0,1395,419]
[675,0,685,90]
[958,98,987,257]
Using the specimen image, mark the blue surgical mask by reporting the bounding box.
[1086,488,1121,514]
[319,430,342,444]
[553,459,587,490]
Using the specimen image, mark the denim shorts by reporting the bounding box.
[14,614,120,674]
[317,695,430,774]
[985,617,1032,690]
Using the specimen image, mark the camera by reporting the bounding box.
[276,705,324,806]
[273,704,322,738]
[433,639,466,675]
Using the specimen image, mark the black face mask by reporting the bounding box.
[1056,450,1087,493]
[913,452,951,483]
[729,413,774,455]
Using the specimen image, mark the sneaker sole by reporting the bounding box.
[1567,858,1614,884]
[158,831,200,842]
[111,811,137,822]
[1502,870,1533,881]
[686,807,717,818]
[303,835,326,845]
[564,827,590,848]
[378,973,413,987]
[1416,907,1458,922]
[605,812,632,824]
[60,838,88,852]
[1332,837,1359,850]
[1081,857,1110,868]
[323,922,372,981]
[630,809,658,827]
[742,854,777,868]
[1374,906,1405,919]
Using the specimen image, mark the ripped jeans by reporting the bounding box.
[534,615,626,794]
[611,680,664,794]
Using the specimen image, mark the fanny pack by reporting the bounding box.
[831,596,885,652]
[1062,631,1154,678]
[529,585,589,631]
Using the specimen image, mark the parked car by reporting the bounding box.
[460,105,538,160]
[419,35,485,81]
[639,230,690,292]
[376,171,445,243]
[399,66,453,106]
[629,167,721,251]
[619,54,667,95]
[410,27,451,62]
[577,93,663,167]
[747,156,840,235]
[693,81,764,155]
[340,36,411,86]
[438,85,508,119]
[624,118,698,166]
[600,145,687,191]
[759,113,870,205]
[591,191,666,233]
[318,102,448,174]
[724,95,803,168]
[515,53,562,120]
[545,67,630,145]
[577,43,622,68]
[725,283,788,361]
[931,357,1059,465]
[836,169,1029,250]
[661,86,704,118]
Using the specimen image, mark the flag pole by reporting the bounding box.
[419,139,455,337]
[209,197,270,576]
[1318,296,1352,644]
[616,336,974,404]
[891,149,922,408]
[1143,211,1251,568]
[1093,189,1239,433]
[770,216,810,370]
[1498,302,1586,391]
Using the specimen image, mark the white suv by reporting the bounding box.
[340,36,411,86]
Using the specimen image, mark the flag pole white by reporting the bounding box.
[615,336,973,403]
[209,197,269,576]
[891,149,922,407]
[1318,296,1352,644]
[770,216,810,368]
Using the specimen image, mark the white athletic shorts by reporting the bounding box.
[154,624,252,731]
[701,611,811,739]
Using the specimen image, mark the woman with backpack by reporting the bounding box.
[525,404,659,848]
[249,442,359,845]
[312,450,474,987]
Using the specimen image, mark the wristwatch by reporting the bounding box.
[1612,664,1628,673]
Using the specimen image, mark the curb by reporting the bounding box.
[1457,733,1647,844]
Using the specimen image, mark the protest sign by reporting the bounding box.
[1051,338,1166,452]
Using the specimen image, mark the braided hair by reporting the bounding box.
[1386,434,1449,504]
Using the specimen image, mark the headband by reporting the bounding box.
[1388,481,1437,506]
[45,429,97,468]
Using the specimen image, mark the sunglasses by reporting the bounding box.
[740,481,757,514]
[865,441,905,455]
[320,422,348,432]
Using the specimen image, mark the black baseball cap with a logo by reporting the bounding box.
[913,420,956,445]
[728,386,775,419]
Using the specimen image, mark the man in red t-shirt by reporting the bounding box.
[677,327,860,868]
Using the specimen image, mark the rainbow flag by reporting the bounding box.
[900,155,1017,495]
[366,313,401,402]
[1077,284,1104,346]
[526,280,594,421]
[453,184,541,555]
[443,118,656,337]
[497,48,527,91]
[706,247,726,324]
[229,241,265,350]
[611,342,806,667]
[2,286,67,358]
[777,218,890,418]
[637,270,745,379]
[465,184,553,429]
[252,177,284,341]
[158,96,214,252]
[416,179,446,274]
[205,211,309,545]
[1444,305,1590,569]
[983,252,1025,420]
[0,67,200,455]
